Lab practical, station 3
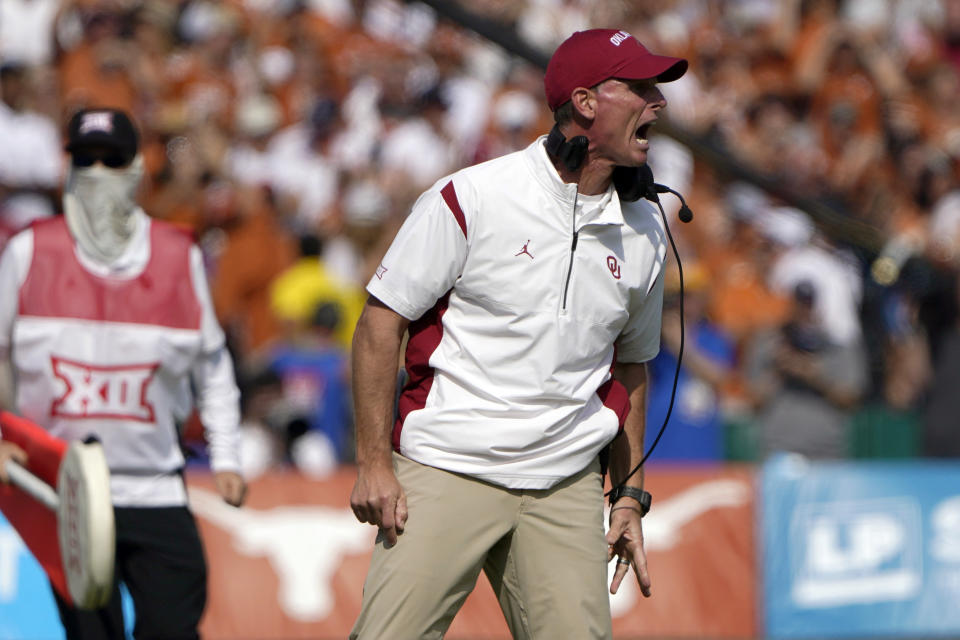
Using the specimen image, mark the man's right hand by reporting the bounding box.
[0,441,27,484]
[350,460,408,548]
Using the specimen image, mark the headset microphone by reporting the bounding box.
[616,165,695,224]
[605,163,692,498]
[545,128,696,227]
[652,182,694,223]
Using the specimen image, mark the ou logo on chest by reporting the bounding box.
[606,256,621,280]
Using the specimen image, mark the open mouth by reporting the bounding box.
[635,122,653,143]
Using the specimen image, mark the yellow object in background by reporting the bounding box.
[269,257,366,350]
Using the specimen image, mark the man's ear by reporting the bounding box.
[570,86,597,120]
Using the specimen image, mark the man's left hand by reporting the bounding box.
[606,498,651,597]
[214,471,247,507]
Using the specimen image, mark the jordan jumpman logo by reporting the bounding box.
[515,240,534,259]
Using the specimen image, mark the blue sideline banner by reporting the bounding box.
[761,455,960,638]
[0,513,137,640]
[0,513,64,640]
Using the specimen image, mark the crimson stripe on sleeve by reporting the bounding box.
[596,345,630,432]
[393,291,452,451]
[440,181,467,239]
[596,378,630,433]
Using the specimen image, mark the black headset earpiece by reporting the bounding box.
[545,125,588,172]
[615,164,695,223]
[612,165,658,203]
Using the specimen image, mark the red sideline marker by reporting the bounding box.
[0,411,115,609]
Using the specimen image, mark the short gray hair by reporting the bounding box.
[552,80,607,125]
[553,101,573,125]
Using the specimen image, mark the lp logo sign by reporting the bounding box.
[791,498,922,607]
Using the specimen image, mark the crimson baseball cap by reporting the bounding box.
[65,108,139,158]
[544,29,688,111]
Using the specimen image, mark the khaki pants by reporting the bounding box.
[350,453,612,640]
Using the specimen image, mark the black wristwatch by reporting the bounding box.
[608,485,652,516]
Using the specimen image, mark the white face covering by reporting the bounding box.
[63,154,145,264]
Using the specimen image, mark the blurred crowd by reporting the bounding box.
[1,0,959,477]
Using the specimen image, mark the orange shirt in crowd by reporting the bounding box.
[58,41,136,113]
[211,197,298,354]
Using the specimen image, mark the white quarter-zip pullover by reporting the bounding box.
[367,136,667,488]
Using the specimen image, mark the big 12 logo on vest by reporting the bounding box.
[51,356,159,422]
